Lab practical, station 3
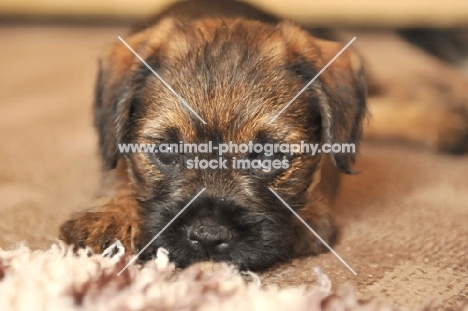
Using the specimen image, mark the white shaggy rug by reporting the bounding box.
[0,241,400,311]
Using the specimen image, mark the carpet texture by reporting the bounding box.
[0,26,467,310]
[0,242,379,311]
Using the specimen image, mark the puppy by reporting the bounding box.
[60,0,468,270]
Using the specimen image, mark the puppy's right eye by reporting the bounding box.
[150,144,182,166]
[157,153,180,165]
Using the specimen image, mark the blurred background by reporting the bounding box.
[2,0,468,27]
[1,0,468,70]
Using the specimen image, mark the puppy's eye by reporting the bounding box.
[250,152,286,161]
[150,144,182,166]
[249,153,289,177]
[158,152,180,165]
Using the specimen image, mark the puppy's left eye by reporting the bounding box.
[249,153,289,177]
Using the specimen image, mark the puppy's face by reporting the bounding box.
[95,19,366,270]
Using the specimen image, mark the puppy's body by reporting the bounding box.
[60,0,468,270]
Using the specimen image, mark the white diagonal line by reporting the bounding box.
[268,187,357,275]
[118,36,207,125]
[268,37,356,124]
[117,188,206,276]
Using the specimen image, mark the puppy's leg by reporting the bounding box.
[292,199,338,255]
[59,162,141,254]
[349,31,468,153]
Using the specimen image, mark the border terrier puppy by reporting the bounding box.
[60,0,468,270]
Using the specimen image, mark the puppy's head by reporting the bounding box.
[94,18,366,270]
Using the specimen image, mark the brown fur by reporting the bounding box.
[59,0,468,269]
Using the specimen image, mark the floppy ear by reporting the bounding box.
[313,38,367,173]
[94,19,175,170]
[281,24,367,174]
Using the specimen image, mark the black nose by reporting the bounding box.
[188,225,232,252]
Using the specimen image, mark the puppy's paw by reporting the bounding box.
[59,211,140,254]
[292,213,338,256]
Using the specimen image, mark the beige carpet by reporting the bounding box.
[0,26,467,310]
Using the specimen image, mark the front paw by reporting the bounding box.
[292,213,338,256]
[59,211,140,254]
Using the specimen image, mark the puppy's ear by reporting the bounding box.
[314,38,367,174]
[94,19,175,170]
[281,24,367,174]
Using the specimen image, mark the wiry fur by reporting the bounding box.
[60,0,366,270]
